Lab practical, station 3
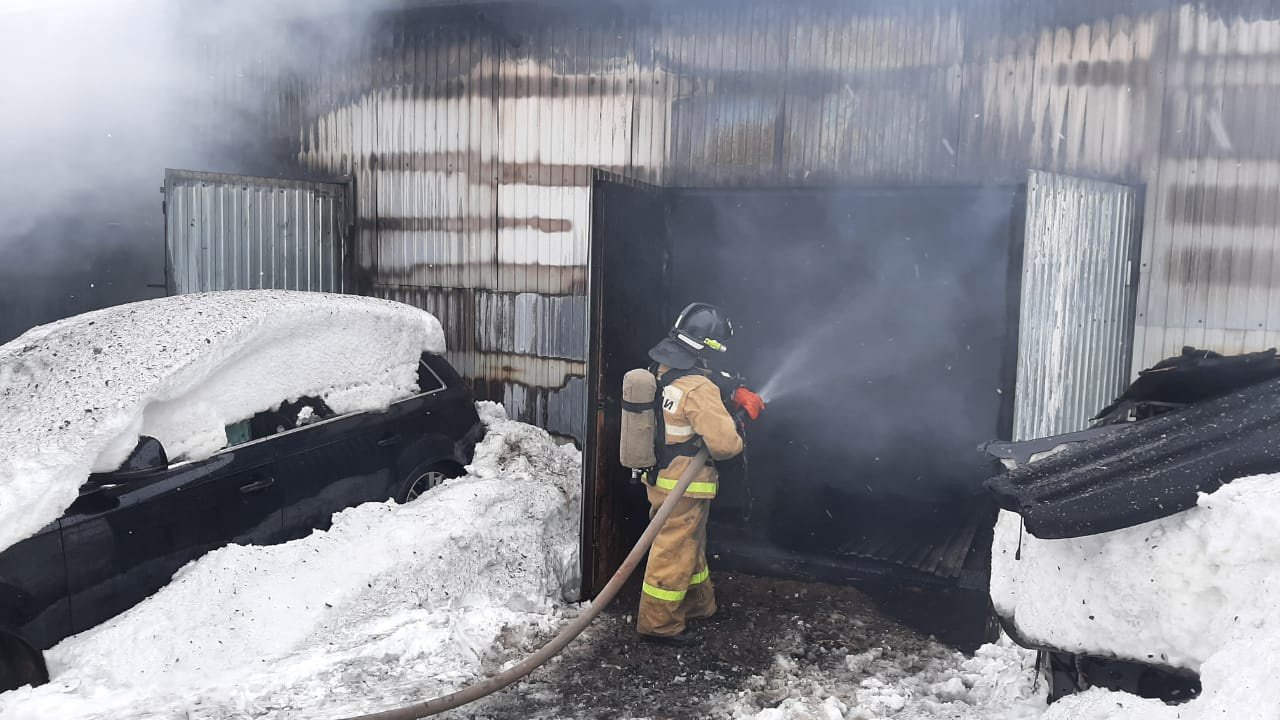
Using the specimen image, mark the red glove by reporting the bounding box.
[732,387,765,421]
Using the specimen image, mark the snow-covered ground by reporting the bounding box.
[0,290,445,552]
[718,636,1044,720]
[0,403,581,720]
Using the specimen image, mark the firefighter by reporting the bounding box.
[638,303,765,645]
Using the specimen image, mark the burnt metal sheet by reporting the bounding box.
[1014,171,1141,440]
[163,169,351,294]
[990,374,1280,539]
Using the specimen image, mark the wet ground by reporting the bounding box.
[450,572,980,720]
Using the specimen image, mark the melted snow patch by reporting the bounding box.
[0,403,581,720]
[0,290,444,552]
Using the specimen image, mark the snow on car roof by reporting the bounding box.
[0,290,445,552]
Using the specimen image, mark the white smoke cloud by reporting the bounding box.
[0,0,391,341]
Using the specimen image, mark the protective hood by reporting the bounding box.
[648,337,699,370]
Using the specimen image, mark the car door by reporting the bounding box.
[0,523,70,650]
[377,355,477,484]
[275,408,399,540]
[59,438,282,634]
[274,357,458,538]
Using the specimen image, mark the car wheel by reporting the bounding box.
[0,628,48,693]
[397,463,463,504]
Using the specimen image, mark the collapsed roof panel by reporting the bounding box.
[986,349,1280,539]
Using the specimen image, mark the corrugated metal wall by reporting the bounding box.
[265,0,1280,438]
[1014,171,1141,440]
[164,169,350,294]
[1134,2,1280,369]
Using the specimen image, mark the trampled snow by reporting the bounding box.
[0,402,582,720]
[717,637,1044,720]
[0,290,445,552]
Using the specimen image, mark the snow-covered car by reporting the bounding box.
[0,291,482,692]
[981,348,1280,705]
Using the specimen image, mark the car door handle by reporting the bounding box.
[377,435,403,447]
[239,477,275,494]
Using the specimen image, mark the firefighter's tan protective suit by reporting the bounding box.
[637,368,744,637]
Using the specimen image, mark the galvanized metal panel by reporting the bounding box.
[1014,171,1140,440]
[164,169,349,295]
[1133,3,1280,371]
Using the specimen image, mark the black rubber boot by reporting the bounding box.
[638,631,699,647]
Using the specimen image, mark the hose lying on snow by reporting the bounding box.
[335,447,712,720]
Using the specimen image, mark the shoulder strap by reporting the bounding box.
[652,365,704,467]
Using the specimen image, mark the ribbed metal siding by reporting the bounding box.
[1133,2,1280,371]
[164,169,349,294]
[1014,171,1140,440]
[274,0,1280,439]
[295,13,643,439]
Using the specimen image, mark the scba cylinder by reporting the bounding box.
[620,368,657,470]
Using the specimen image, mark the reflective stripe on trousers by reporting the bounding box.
[642,567,710,602]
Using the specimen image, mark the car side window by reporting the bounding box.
[212,398,338,456]
[225,419,252,447]
[247,396,336,441]
[417,356,446,394]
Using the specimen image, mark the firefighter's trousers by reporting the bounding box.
[637,484,715,637]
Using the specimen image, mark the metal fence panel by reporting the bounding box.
[164,169,350,294]
[1014,170,1141,440]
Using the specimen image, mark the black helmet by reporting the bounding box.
[648,302,734,370]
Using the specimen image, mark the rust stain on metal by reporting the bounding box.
[360,216,571,232]
[1167,245,1268,290]
[371,263,587,294]
[1167,184,1280,227]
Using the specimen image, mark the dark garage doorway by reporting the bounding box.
[585,181,1026,644]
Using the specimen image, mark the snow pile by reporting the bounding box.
[0,290,444,552]
[993,474,1280,720]
[719,636,1043,720]
[0,403,581,720]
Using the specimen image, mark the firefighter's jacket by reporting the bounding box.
[653,367,744,500]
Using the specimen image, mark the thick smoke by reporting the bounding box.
[665,186,1018,554]
[0,0,385,343]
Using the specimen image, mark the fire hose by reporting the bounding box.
[335,446,712,720]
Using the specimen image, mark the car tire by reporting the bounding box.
[396,463,464,504]
[0,628,48,693]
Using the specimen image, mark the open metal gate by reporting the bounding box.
[1013,171,1142,440]
[163,169,353,294]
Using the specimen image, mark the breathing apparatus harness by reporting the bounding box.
[620,363,754,519]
